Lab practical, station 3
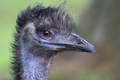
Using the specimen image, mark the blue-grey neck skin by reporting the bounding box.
[19,35,51,80]
[21,50,50,80]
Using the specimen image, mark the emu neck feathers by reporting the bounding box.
[21,51,50,80]
[20,41,51,80]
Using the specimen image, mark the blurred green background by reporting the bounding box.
[0,0,120,80]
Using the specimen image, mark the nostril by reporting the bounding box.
[77,41,85,46]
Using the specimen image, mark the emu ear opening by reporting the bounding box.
[24,23,36,35]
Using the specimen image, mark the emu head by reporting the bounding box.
[16,5,95,57]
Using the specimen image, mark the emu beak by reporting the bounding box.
[62,33,95,53]
[60,37,95,53]
[42,33,95,53]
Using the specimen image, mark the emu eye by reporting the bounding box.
[40,30,52,39]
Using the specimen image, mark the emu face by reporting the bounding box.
[17,5,95,56]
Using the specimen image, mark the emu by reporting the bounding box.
[11,5,95,80]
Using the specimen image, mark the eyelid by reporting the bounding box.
[50,29,60,35]
[49,29,54,35]
[38,29,54,40]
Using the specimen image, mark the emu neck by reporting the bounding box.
[20,49,51,80]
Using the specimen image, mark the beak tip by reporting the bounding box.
[88,46,96,53]
[85,43,96,53]
[90,49,96,53]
